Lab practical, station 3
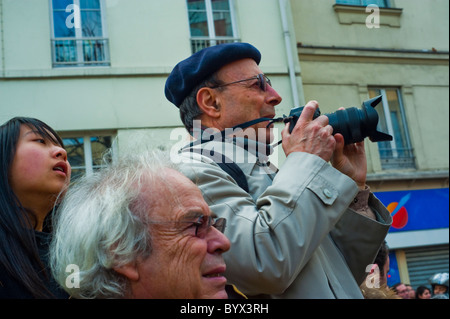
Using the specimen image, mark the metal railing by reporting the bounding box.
[190,37,241,53]
[379,147,416,169]
[51,38,110,67]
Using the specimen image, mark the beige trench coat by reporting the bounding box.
[176,138,392,299]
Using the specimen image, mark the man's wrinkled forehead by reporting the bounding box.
[138,168,208,221]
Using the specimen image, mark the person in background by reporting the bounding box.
[165,42,392,298]
[429,272,449,299]
[392,282,410,299]
[405,284,416,299]
[50,150,236,299]
[373,241,390,288]
[0,117,71,298]
[360,241,399,299]
[415,286,431,299]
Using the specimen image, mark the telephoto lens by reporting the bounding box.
[287,96,393,144]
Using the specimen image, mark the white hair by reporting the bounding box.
[50,149,179,298]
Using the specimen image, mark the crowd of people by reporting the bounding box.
[391,274,449,299]
[0,43,447,299]
[358,241,448,299]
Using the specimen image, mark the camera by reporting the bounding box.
[287,95,393,144]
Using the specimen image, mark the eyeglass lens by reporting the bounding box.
[195,215,226,237]
[258,74,271,91]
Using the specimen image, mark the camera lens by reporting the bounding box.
[327,107,363,144]
[288,96,392,144]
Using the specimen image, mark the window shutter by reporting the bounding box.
[405,245,449,289]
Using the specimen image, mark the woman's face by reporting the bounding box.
[419,289,431,299]
[9,124,71,210]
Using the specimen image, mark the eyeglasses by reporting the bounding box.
[210,73,272,92]
[149,215,226,238]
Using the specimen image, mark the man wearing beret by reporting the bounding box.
[165,42,392,299]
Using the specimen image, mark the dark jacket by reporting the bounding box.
[0,230,68,299]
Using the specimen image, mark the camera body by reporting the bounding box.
[287,95,393,144]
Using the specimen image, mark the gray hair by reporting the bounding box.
[179,73,223,132]
[50,149,179,299]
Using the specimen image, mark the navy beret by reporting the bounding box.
[165,42,261,107]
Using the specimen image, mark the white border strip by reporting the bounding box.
[386,228,449,249]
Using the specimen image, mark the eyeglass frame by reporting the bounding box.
[209,73,272,92]
[148,215,226,238]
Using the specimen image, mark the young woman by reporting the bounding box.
[415,286,431,299]
[0,117,71,298]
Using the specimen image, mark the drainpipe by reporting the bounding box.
[279,0,301,108]
[0,0,5,78]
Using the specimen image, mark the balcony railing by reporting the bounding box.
[379,147,416,169]
[190,37,241,54]
[51,38,110,67]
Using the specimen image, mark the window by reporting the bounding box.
[50,0,110,67]
[187,0,239,53]
[63,134,115,181]
[369,88,415,170]
[333,0,401,27]
[335,0,390,7]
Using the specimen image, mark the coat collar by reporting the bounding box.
[185,136,274,175]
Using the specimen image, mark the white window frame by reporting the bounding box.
[371,87,415,169]
[49,0,110,67]
[187,0,240,52]
[379,89,398,158]
[62,133,117,178]
[335,0,391,7]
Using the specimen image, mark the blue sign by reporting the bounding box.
[387,251,400,287]
[374,188,449,233]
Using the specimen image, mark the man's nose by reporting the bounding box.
[206,225,231,254]
[266,84,282,106]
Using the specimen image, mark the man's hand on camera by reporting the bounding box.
[281,100,335,162]
[331,133,367,189]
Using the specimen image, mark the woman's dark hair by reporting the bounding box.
[415,285,431,299]
[0,117,64,298]
[374,240,389,280]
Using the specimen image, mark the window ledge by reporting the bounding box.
[367,170,449,182]
[333,4,403,27]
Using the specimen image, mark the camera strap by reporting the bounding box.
[184,116,290,149]
[179,116,289,193]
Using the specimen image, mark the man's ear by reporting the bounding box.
[196,87,221,118]
[113,262,139,282]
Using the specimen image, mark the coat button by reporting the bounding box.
[323,188,333,198]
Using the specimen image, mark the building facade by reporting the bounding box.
[1,0,448,293]
[291,0,449,290]
[1,0,304,177]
